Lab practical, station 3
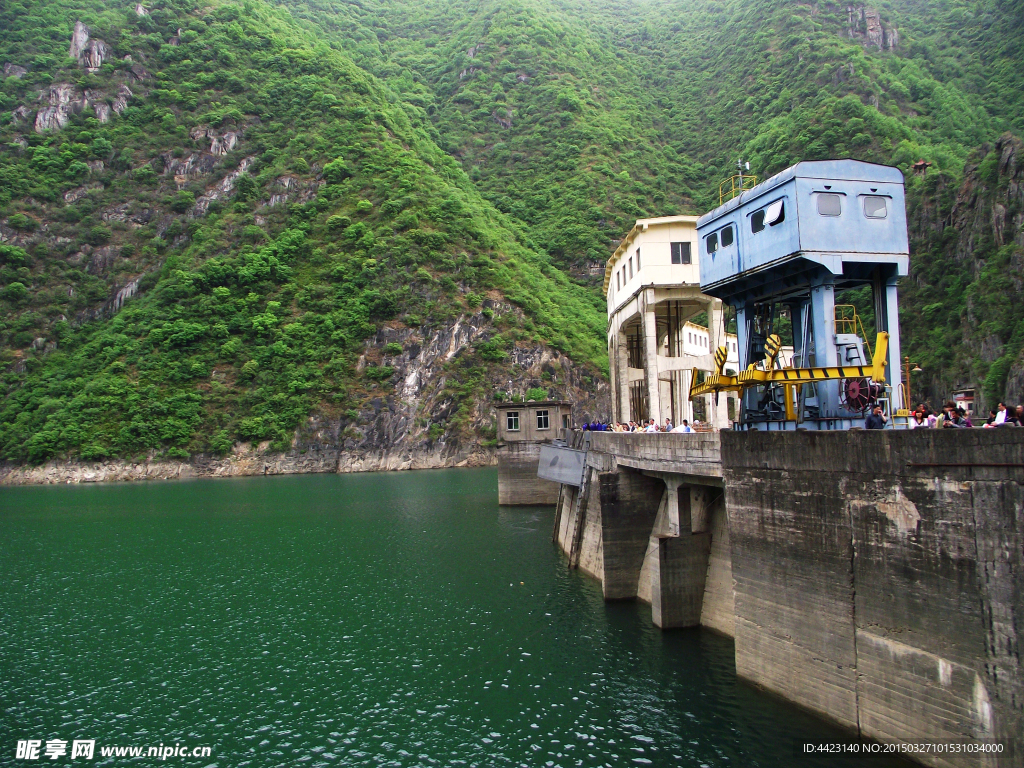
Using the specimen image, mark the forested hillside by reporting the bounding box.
[0,0,607,465]
[1,0,1022,467]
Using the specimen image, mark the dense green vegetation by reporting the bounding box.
[1,0,1022,463]
[0,0,605,462]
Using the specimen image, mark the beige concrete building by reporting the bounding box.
[605,215,731,428]
[494,400,572,505]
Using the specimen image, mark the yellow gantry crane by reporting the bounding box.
[689,332,890,421]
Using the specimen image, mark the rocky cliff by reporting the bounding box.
[0,3,610,479]
[903,133,1024,409]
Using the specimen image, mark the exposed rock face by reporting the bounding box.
[190,126,241,156]
[0,308,608,486]
[846,5,898,50]
[260,175,323,208]
[3,63,27,79]
[907,133,1024,407]
[69,21,90,60]
[191,155,257,216]
[169,28,182,46]
[93,102,111,122]
[135,3,148,16]
[80,39,112,72]
[69,21,111,71]
[161,151,217,178]
[112,84,132,114]
[492,109,513,129]
[110,276,142,311]
[34,83,81,133]
[128,63,150,81]
[63,182,103,203]
[12,106,31,123]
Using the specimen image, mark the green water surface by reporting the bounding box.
[0,468,911,767]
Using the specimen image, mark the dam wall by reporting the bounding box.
[723,430,1022,767]
[550,429,1023,767]
[497,441,561,505]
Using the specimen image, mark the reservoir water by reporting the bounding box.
[1,468,912,767]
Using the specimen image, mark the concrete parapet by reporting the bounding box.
[723,429,1023,767]
[586,432,723,481]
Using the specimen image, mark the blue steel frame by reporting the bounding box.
[696,160,910,430]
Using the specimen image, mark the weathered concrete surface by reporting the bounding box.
[723,429,1023,767]
[699,498,734,637]
[652,532,711,628]
[497,442,560,505]
[587,432,723,482]
[597,468,664,599]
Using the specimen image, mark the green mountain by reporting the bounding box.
[1,0,1022,469]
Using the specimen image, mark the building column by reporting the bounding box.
[735,301,754,423]
[810,275,838,416]
[643,293,661,425]
[883,276,903,410]
[664,477,684,537]
[707,298,730,430]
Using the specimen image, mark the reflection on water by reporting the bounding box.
[0,468,911,767]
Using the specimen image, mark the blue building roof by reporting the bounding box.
[697,159,905,229]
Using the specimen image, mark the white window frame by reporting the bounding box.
[536,410,550,430]
[506,412,520,432]
[862,195,888,219]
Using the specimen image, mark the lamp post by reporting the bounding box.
[903,356,923,408]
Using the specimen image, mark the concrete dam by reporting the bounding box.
[541,429,1023,768]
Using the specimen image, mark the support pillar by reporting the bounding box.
[663,479,679,536]
[651,533,711,629]
[810,276,838,416]
[735,301,754,422]
[642,293,661,426]
[884,277,903,410]
[611,328,630,424]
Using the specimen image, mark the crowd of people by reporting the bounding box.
[580,418,705,433]
[903,401,1024,429]
[578,401,1024,432]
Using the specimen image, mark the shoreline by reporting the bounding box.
[0,444,498,486]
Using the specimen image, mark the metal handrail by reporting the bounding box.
[834,304,873,358]
[719,174,758,204]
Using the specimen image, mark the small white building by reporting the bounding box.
[605,215,731,428]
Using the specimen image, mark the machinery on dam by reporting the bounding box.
[689,160,910,430]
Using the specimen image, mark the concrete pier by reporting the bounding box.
[547,429,1023,768]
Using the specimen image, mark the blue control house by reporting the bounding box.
[696,160,910,428]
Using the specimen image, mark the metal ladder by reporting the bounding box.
[567,465,591,569]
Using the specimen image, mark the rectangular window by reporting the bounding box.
[506,412,520,431]
[616,271,620,290]
[636,248,640,270]
[751,209,765,233]
[817,193,842,216]
[628,257,633,279]
[562,414,570,429]
[536,410,549,430]
[721,225,734,247]
[706,232,718,254]
[670,242,691,264]
[863,196,887,218]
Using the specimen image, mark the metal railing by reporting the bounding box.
[834,304,873,357]
[719,174,758,204]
